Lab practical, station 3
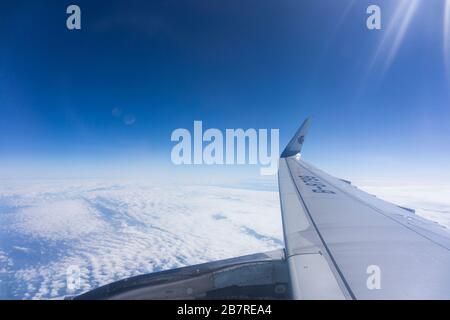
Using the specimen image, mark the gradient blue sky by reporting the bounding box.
[0,0,449,183]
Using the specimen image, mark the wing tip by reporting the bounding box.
[280,117,311,158]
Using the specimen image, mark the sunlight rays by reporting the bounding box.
[444,0,450,75]
[366,0,421,76]
[382,0,420,74]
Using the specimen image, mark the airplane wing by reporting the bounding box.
[73,119,450,300]
[279,118,450,299]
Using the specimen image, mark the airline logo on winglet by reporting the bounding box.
[281,118,311,158]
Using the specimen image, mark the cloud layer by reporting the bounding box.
[1,179,449,299]
[0,181,283,299]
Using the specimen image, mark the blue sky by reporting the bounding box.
[0,0,449,183]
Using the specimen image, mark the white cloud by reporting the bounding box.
[1,179,449,300]
[0,181,283,299]
[13,200,107,241]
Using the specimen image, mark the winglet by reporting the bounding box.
[280,118,311,158]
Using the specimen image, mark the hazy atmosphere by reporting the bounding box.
[1,0,449,299]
